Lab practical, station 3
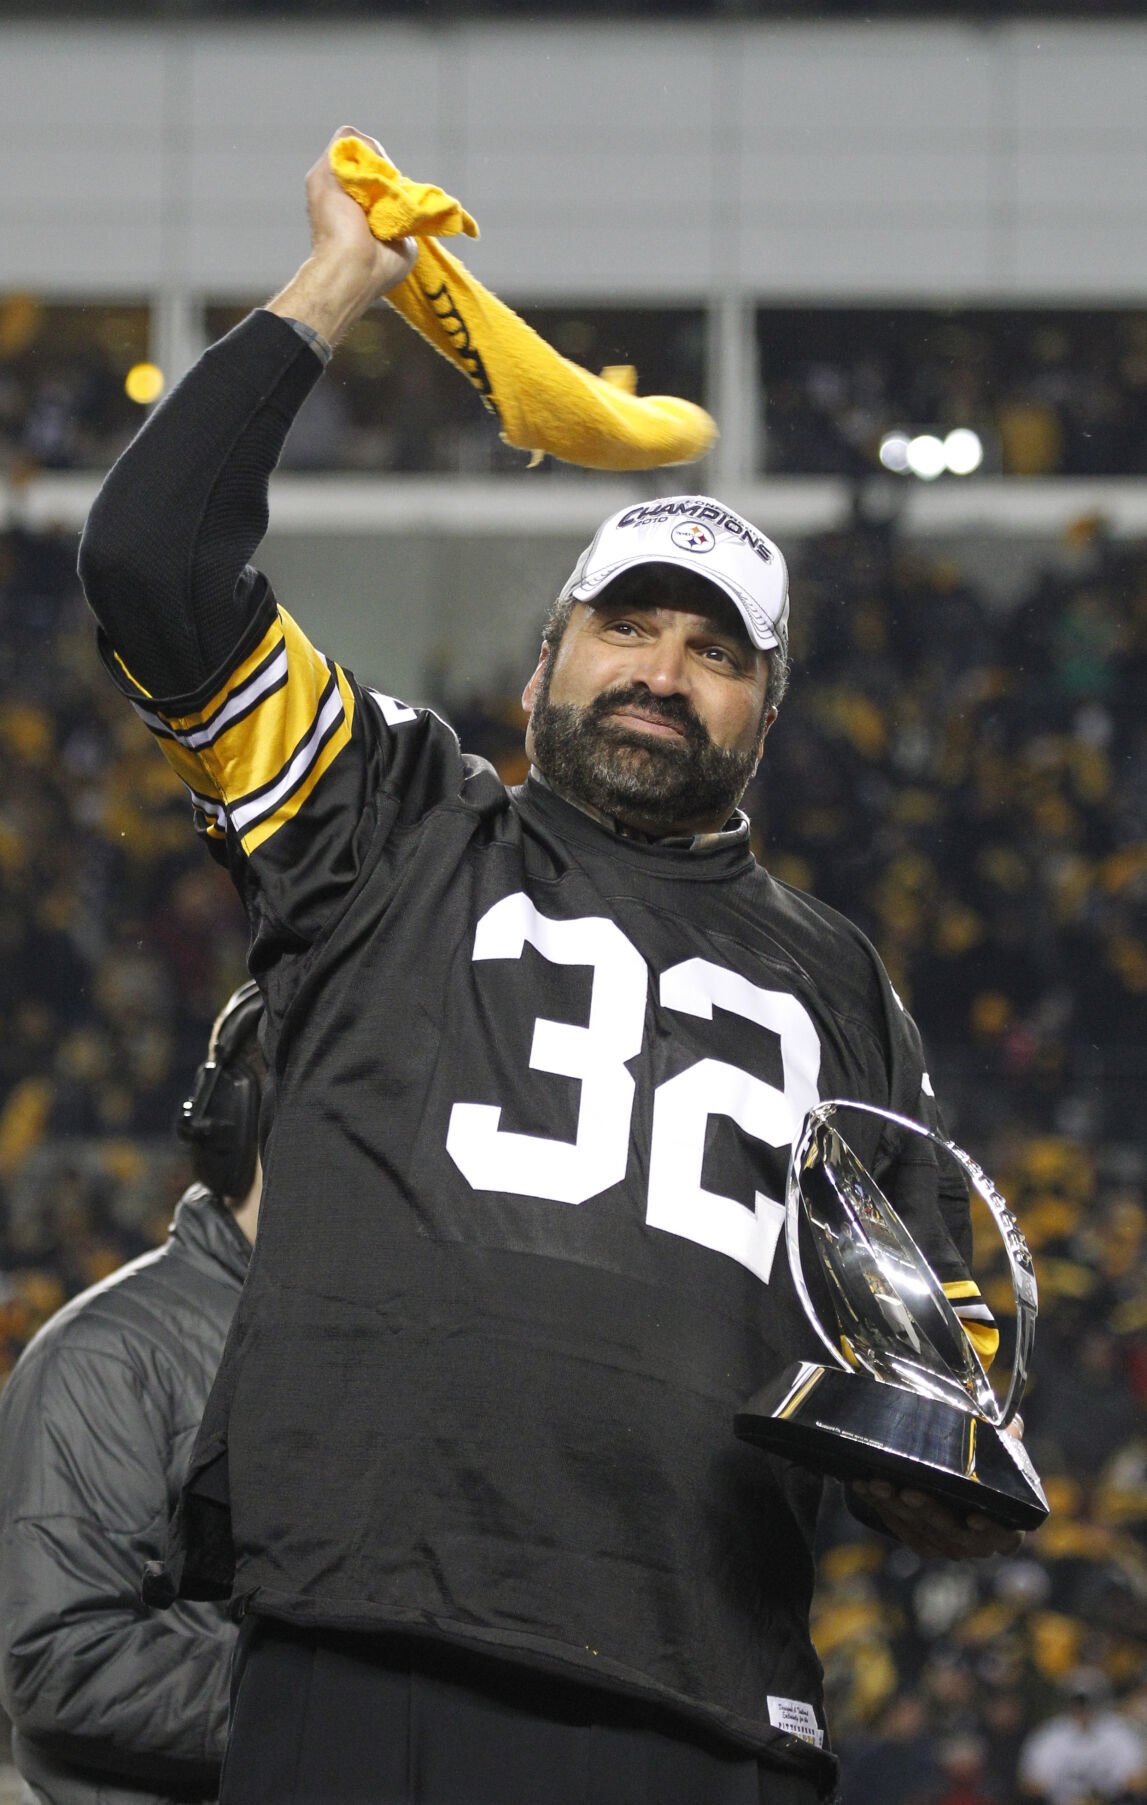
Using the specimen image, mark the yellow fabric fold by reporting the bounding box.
[332,137,479,244]
[329,137,717,472]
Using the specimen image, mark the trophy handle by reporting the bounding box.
[787,1101,1038,1429]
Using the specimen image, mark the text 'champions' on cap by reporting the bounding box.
[558,496,789,659]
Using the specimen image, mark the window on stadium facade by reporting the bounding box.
[0,298,151,475]
[205,301,706,477]
[757,308,1147,479]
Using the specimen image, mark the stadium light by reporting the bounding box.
[125,362,165,405]
[906,434,947,481]
[943,428,984,476]
[879,426,986,480]
[879,432,911,473]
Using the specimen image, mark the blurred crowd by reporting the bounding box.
[1,507,1147,1798]
[762,311,1147,479]
[774,509,1147,1800]
[0,524,250,1380]
[0,296,149,476]
[0,295,706,480]
[12,296,1147,482]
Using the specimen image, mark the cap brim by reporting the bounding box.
[566,553,784,654]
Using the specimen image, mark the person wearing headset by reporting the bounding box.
[0,982,263,1805]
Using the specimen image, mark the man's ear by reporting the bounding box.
[522,641,549,717]
[751,705,778,774]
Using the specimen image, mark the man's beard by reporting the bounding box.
[530,672,760,835]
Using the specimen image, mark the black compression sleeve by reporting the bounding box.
[78,311,324,699]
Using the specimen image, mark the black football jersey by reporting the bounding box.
[102,579,989,1791]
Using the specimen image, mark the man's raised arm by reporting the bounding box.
[78,128,415,701]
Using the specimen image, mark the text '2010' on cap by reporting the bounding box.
[558,496,789,659]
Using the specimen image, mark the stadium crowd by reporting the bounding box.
[761,310,1147,480]
[0,297,149,476]
[9,299,1147,482]
[0,298,706,479]
[1,504,1147,1798]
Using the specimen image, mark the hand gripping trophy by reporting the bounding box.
[735,1101,1049,1531]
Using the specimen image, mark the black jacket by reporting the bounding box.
[0,1187,249,1805]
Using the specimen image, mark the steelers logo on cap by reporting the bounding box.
[670,521,715,553]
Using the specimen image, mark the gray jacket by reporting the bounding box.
[0,1188,249,1805]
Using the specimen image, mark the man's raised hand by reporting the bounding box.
[267,127,418,346]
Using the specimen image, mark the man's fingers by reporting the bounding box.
[854,1479,1025,1557]
[331,125,389,159]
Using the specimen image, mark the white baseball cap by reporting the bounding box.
[558,496,789,659]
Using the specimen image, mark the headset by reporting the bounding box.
[177,980,264,1200]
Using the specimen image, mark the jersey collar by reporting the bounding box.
[526,767,751,855]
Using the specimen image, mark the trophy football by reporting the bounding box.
[734,1101,1049,1531]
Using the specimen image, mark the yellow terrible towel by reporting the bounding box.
[330,136,717,472]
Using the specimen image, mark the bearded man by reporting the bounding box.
[78,127,1014,1805]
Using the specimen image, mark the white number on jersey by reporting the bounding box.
[445,895,822,1284]
[647,959,821,1283]
[445,893,647,1205]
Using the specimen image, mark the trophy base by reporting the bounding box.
[735,1362,1049,1532]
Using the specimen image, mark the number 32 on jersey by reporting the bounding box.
[445,893,822,1285]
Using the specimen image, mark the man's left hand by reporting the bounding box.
[850,1477,1025,1558]
[851,1414,1028,1558]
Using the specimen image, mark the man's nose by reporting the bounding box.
[631,633,690,695]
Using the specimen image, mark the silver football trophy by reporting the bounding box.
[735,1101,1049,1531]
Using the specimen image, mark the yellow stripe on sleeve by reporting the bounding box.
[159,736,226,798]
[942,1279,999,1371]
[962,1320,1000,1369]
[113,647,153,698]
[161,616,286,736]
[201,611,330,803]
[119,607,359,856]
[113,649,226,801]
[239,667,356,855]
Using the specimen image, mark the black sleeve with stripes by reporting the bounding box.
[78,311,324,700]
